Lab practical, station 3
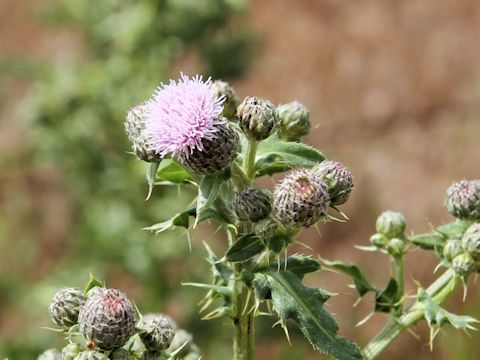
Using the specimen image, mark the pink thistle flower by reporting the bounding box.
[144,74,225,158]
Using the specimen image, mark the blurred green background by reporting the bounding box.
[1,0,480,359]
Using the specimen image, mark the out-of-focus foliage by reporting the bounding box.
[0,0,253,357]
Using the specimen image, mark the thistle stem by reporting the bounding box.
[393,256,404,309]
[243,139,258,180]
[362,269,458,359]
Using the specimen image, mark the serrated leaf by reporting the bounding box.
[375,278,400,313]
[144,208,196,234]
[205,242,233,285]
[257,270,362,360]
[196,172,228,225]
[226,233,265,262]
[323,260,378,297]
[157,159,191,183]
[270,255,321,279]
[145,161,160,201]
[254,134,325,177]
[435,220,472,240]
[409,232,445,250]
[84,273,104,295]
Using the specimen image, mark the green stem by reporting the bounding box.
[231,161,249,190]
[362,269,458,359]
[393,256,404,309]
[243,139,258,180]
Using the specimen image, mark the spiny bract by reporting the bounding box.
[237,96,279,141]
[312,160,353,206]
[49,287,86,328]
[137,314,176,351]
[233,187,273,222]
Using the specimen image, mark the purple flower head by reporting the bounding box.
[144,74,225,158]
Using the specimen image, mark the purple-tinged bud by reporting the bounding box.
[443,239,463,262]
[451,253,476,276]
[137,315,176,351]
[179,120,239,175]
[444,180,480,220]
[370,233,389,248]
[273,168,330,228]
[49,287,86,328]
[38,349,62,360]
[125,103,163,163]
[375,211,406,238]
[73,351,109,360]
[237,96,279,141]
[312,160,353,205]
[277,101,311,141]
[213,80,239,121]
[234,187,273,222]
[255,218,278,240]
[62,343,83,360]
[461,223,480,260]
[78,288,136,350]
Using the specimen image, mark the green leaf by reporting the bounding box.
[268,235,291,253]
[196,172,228,225]
[270,255,321,279]
[144,208,196,234]
[409,232,445,250]
[205,242,233,286]
[257,270,362,360]
[156,159,192,183]
[374,278,400,313]
[84,273,104,295]
[226,233,266,262]
[254,134,325,177]
[435,220,472,240]
[323,260,378,297]
[145,161,160,201]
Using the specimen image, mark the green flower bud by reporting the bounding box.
[62,343,84,360]
[180,120,240,175]
[78,288,136,350]
[255,218,278,240]
[277,101,311,141]
[375,211,406,238]
[443,239,463,262]
[137,315,175,352]
[444,180,480,220]
[370,233,389,248]
[74,351,109,360]
[213,80,239,121]
[38,349,62,360]
[109,348,130,360]
[49,287,86,328]
[273,168,330,228]
[234,187,273,222]
[387,238,406,257]
[451,253,476,276]
[312,160,354,205]
[125,103,162,163]
[461,223,480,260]
[237,96,279,140]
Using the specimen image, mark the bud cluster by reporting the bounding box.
[370,211,407,257]
[443,223,480,276]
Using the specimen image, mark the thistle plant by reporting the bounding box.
[42,75,480,359]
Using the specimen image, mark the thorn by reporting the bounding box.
[356,312,374,327]
[406,327,421,340]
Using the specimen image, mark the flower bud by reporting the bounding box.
[125,103,162,162]
[451,253,476,276]
[461,223,480,260]
[137,315,176,352]
[213,80,239,121]
[370,233,389,248]
[273,168,330,228]
[444,180,480,220]
[375,211,406,238]
[255,218,278,240]
[237,96,279,140]
[49,287,86,328]
[312,160,353,205]
[234,187,273,222]
[38,349,62,360]
[443,239,463,262]
[78,288,136,350]
[387,238,406,257]
[109,348,130,360]
[277,101,311,141]
[62,343,83,360]
[74,351,109,360]
[180,120,239,175]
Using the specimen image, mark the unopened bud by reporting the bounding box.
[444,180,480,220]
[137,315,175,352]
[49,287,86,328]
[443,239,463,262]
[277,101,311,141]
[237,96,279,141]
[375,211,406,238]
[461,223,480,260]
[234,187,272,222]
[255,218,278,240]
[62,343,83,360]
[451,253,476,276]
[312,160,353,205]
[370,233,389,248]
[387,238,406,257]
[213,80,239,121]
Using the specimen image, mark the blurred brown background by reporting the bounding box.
[1,0,480,359]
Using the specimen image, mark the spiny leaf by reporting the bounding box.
[204,242,233,285]
[143,208,195,234]
[256,270,363,360]
[226,233,266,262]
[196,171,228,225]
[435,220,472,240]
[254,133,325,177]
[323,260,378,297]
[269,255,321,279]
[409,232,445,250]
[374,278,400,313]
[145,161,160,201]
